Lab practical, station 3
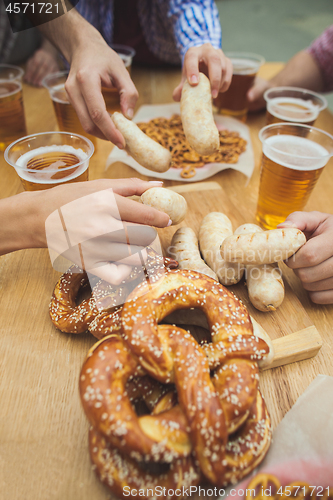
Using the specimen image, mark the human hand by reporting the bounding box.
[173,43,233,101]
[65,35,138,148]
[33,178,170,284]
[247,76,272,112]
[24,42,60,87]
[278,211,333,304]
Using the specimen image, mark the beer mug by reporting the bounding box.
[102,44,136,114]
[264,87,327,126]
[42,71,97,147]
[214,52,265,122]
[256,123,333,229]
[5,131,94,191]
[0,78,27,151]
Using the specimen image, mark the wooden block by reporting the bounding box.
[169,181,221,193]
[262,326,322,371]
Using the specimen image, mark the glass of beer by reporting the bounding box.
[0,79,27,151]
[102,44,136,114]
[0,64,24,81]
[214,52,265,122]
[42,71,97,147]
[264,87,327,126]
[5,131,94,191]
[256,123,333,229]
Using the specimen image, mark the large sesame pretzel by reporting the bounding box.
[80,269,272,494]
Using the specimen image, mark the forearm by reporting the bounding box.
[20,2,105,64]
[0,192,46,256]
[270,50,325,92]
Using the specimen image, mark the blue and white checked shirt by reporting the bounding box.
[76,0,222,64]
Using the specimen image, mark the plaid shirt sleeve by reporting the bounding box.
[306,25,333,93]
[168,0,222,62]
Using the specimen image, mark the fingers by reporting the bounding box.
[69,70,126,147]
[278,211,330,239]
[172,76,186,102]
[218,55,233,93]
[114,194,171,227]
[293,256,333,285]
[116,74,139,120]
[174,45,232,101]
[279,212,333,304]
[183,49,201,87]
[247,77,271,112]
[286,232,333,270]
[308,289,333,305]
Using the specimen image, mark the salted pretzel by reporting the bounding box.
[49,249,178,337]
[80,269,272,496]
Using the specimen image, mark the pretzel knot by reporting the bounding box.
[49,248,178,338]
[80,269,272,496]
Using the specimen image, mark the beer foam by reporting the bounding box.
[50,84,69,104]
[15,145,88,184]
[230,58,261,75]
[263,135,329,171]
[267,97,320,122]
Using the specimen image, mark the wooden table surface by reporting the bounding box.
[1,63,333,499]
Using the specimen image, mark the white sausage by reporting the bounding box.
[170,227,218,280]
[140,188,187,225]
[180,73,219,156]
[198,212,244,285]
[234,224,285,312]
[221,227,306,264]
[246,264,284,312]
[111,112,172,172]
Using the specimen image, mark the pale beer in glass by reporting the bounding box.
[101,45,135,114]
[0,79,27,151]
[43,72,97,147]
[5,132,94,191]
[264,87,327,126]
[256,123,333,229]
[214,52,265,122]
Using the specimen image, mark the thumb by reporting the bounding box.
[278,211,330,239]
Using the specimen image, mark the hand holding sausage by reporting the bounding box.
[278,211,333,304]
[111,112,173,172]
[173,44,233,101]
[221,228,306,265]
[140,188,187,225]
[234,224,285,312]
[180,72,220,155]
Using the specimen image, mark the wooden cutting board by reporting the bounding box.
[0,181,321,500]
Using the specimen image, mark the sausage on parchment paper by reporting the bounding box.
[111,112,172,173]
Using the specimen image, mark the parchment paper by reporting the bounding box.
[224,374,333,496]
[105,103,255,182]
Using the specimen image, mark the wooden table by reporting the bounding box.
[1,63,333,499]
